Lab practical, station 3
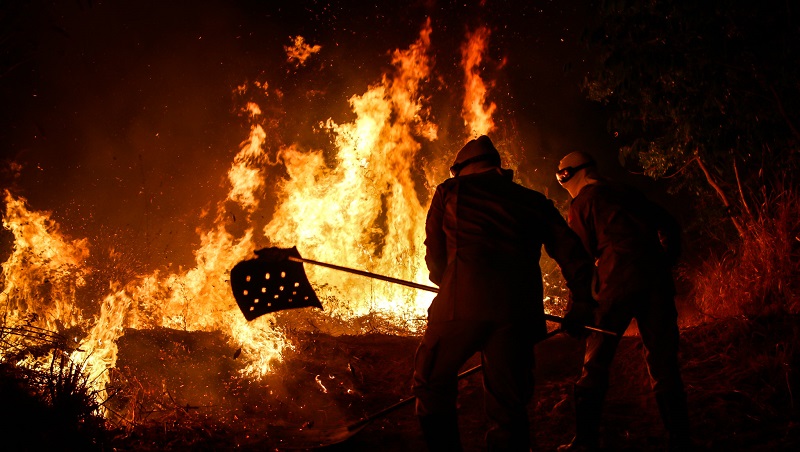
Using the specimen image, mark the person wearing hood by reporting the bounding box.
[555,151,690,451]
[413,136,596,451]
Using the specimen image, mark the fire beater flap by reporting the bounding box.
[230,246,323,321]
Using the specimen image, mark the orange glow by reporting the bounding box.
[0,20,509,414]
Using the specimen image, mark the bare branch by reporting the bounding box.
[695,156,746,237]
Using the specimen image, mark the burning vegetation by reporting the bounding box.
[0,20,521,449]
[1,1,799,451]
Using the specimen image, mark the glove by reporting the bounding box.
[563,300,596,338]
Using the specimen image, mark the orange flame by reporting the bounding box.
[1,191,90,330]
[263,20,437,331]
[285,35,322,66]
[461,26,496,138]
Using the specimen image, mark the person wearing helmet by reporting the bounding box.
[413,136,596,451]
[555,151,690,451]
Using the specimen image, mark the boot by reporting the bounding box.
[557,385,605,452]
[418,412,463,452]
[655,389,691,451]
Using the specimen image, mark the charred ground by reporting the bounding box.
[3,312,798,451]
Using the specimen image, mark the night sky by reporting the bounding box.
[0,0,619,272]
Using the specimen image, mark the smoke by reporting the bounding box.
[1,0,610,276]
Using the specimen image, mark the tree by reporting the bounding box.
[584,0,800,239]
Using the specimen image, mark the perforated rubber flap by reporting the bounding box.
[230,247,323,321]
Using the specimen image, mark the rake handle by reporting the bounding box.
[288,255,616,337]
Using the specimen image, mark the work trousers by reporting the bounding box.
[413,319,536,451]
[577,287,685,396]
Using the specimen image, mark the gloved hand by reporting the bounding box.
[563,300,596,338]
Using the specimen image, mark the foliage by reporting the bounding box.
[585,0,800,238]
[0,321,107,450]
[683,181,800,318]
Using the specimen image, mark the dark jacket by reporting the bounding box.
[567,180,681,303]
[424,168,593,338]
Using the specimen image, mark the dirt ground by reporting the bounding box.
[107,315,800,451]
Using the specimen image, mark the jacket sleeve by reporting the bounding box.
[424,185,447,286]
[540,199,595,305]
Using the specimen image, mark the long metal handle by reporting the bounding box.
[289,255,438,292]
[289,255,616,337]
[345,327,565,432]
[347,363,483,432]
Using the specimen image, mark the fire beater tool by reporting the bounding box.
[230,246,616,336]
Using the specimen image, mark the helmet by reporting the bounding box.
[450,135,501,177]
